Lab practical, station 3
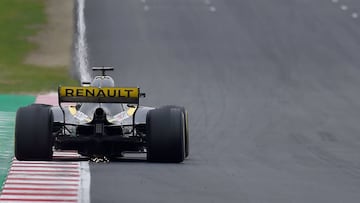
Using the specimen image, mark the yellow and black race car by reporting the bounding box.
[14,67,189,163]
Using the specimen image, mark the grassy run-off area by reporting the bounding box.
[0,0,77,93]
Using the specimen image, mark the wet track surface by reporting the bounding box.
[84,0,360,202]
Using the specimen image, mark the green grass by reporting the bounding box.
[0,0,78,93]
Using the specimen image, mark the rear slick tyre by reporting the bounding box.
[146,106,185,163]
[163,105,189,158]
[15,104,54,161]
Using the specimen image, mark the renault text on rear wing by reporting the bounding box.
[58,86,140,103]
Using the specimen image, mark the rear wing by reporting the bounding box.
[58,86,140,104]
[92,66,114,76]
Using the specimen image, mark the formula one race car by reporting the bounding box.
[15,67,189,163]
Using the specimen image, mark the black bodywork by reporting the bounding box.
[52,106,151,157]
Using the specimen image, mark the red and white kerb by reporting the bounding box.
[0,152,86,203]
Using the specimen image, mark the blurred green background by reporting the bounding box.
[0,0,77,93]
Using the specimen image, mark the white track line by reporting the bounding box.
[79,162,90,203]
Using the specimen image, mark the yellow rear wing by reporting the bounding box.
[58,86,140,104]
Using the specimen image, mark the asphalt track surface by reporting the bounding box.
[84,0,360,202]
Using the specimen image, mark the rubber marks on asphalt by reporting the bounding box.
[331,0,359,19]
[0,151,89,203]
